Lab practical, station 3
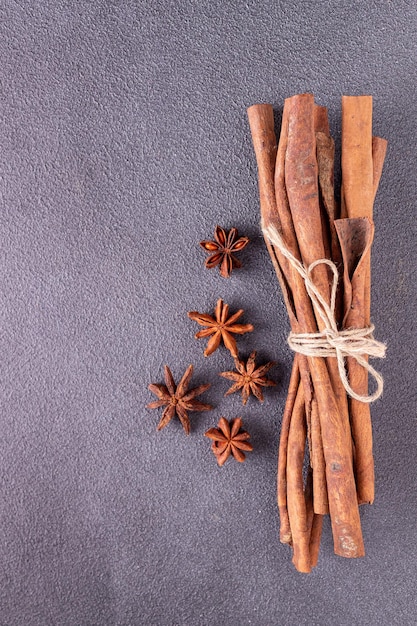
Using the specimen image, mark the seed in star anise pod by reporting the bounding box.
[205,417,253,466]
[200,225,249,278]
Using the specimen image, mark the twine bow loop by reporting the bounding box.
[262,223,386,404]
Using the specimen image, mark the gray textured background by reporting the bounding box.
[1,1,416,625]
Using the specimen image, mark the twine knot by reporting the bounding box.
[262,223,386,403]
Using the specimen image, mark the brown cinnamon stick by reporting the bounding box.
[277,355,300,544]
[372,136,388,202]
[312,110,337,516]
[284,93,363,558]
[310,397,329,514]
[335,217,376,504]
[286,382,311,573]
[248,103,324,565]
[342,96,374,221]
[247,104,298,326]
[314,105,337,262]
[305,467,323,568]
[309,509,323,568]
[341,96,385,504]
[274,99,328,524]
[283,101,330,519]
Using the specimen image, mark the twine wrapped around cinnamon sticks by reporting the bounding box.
[263,223,386,402]
[247,94,387,572]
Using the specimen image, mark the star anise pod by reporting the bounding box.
[200,225,249,278]
[205,417,253,466]
[147,364,212,435]
[188,298,254,358]
[220,351,276,405]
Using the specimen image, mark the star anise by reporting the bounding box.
[205,417,253,466]
[220,351,276,405]
[200,225,249,278]
[188,298,254,358]
[147,364,212,435]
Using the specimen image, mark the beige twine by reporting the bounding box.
[262,223,386,403]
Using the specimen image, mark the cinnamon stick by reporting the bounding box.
[274,98,328,527]
[310,397,329,514]
[335,217,375,504]
[372,136,388,201]
[280,101,330,520]
[341,96,385,504]
[248,103,324,566]
[277,355,300,544]
[286,382,311,573]
[341,95,373,317]
[305,467,323,568]
[314,105,336,262]
[247,104,298,326]
[342,96,374,220]
[284,93,363,557]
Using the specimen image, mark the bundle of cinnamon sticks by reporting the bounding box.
[247,94,387,572]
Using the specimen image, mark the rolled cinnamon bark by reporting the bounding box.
[341,96,387,504]
[341,96,373,317]
[247,104,297,325]
[335,217,375,504]
[276,99,328,520]
[248,104,324,568]
[286,382,311,573]
[277,355,300,544]
[310,397,329,514]
[316,130,346,351]
[305,467,323,568]
[314,104,338,263]
[313,108,336,515]
[342,96,374,221]
[372,136,388,202]
[284,94,363,557]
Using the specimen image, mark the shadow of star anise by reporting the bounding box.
[205,417,253,466]
[219,351,276,405]
[188,298,253,358]
[147,365,212,435]
[200,225,249,278]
